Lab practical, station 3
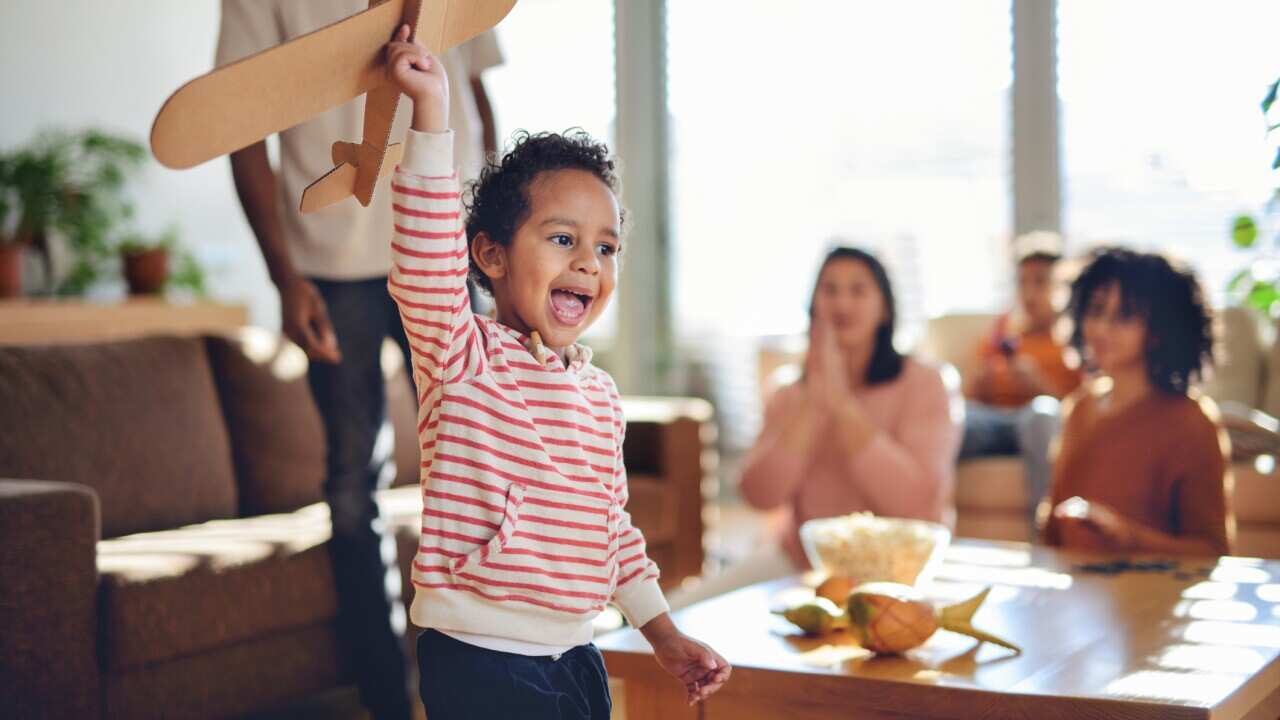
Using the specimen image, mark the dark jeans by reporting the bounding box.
[417,630,612,720]
[309,277,416,720]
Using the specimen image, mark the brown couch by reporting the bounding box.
[0,329,715,719]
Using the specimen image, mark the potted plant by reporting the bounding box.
[117,226,207,297]
[0,129,146,296]
[0,155,19,297]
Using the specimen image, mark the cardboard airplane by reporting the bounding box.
[151,0,516,213]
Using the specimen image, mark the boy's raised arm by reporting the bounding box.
[386,25,482,385]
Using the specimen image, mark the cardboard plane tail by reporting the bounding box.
[300,142,404,213]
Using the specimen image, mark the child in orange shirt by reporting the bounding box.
[961,244,1082,535]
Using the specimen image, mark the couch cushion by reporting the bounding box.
[97,504,337,670]
[103,622,344,720]
[205,330,326,515]
[920,314,997,372]
[1202,307,1264,409]
[955,511,1030,543]
[955,458,1028,513]
[1232,462,1280,525]
[0,336,237,538]
[1236,525,1280,559]
[1263,318,1280,419]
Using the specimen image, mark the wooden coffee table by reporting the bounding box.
[597,539,1280,720]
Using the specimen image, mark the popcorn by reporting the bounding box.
[799,512,950,587]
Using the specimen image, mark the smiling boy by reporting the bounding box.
[382,26,729,718]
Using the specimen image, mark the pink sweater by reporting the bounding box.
[390,130,666,647]
[739,359,961,566]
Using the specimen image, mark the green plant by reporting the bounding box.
[0,156,13,243]
[0,129,146,294]
[1226,78,1280,316]
[118,225,207,296]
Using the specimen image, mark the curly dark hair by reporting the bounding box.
[463,129,620,294]
[1067,247,1214,395]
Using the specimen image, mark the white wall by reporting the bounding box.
[0,1,277,327]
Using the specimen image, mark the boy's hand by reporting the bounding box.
[641,615,730,705]
[386,24,449,132]
[651,632,731,705]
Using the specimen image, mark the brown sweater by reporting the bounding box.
[1042,386,1234,555]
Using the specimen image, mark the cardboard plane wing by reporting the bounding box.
[151,0,516,213]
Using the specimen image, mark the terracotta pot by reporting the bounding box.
[122,247,169,295]
[0,244,21,298]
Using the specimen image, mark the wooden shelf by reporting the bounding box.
[0,298,248,345]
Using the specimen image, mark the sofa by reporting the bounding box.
[0,329,716,719]
[919,308,1280,556]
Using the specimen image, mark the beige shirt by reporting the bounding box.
[217,0,503,279]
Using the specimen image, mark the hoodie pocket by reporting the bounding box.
[450,483,617,615]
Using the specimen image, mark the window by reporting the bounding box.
[1058,1,1280,304]
[480,0,618,338]
[668,0,1014,341]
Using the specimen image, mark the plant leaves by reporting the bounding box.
[1265,79,1280,114]
[1232,214,1259,248]
[1246,281,1280,315]
[1228,268,1252,293]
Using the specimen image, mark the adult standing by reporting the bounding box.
[217,3,502,718]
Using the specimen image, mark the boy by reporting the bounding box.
[384,26,730,717]
[960,241,1082,534]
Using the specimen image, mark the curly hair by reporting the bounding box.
[1067,247,1214,395]
[463,129,620,294]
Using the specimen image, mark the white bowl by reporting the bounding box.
[799,512,951,587]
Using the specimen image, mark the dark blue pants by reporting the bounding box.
[959,399,1062,532]
[309,277,416,720]
[417,630,613,720]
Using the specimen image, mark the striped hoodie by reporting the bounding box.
[390,129,668,647]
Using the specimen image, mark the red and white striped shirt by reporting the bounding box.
[390,130,667,648]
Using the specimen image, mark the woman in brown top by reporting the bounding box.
[1043,248,1234,556]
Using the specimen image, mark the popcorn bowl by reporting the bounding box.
[799,512,951,588]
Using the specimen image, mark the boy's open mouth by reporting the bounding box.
[549,287,594,326]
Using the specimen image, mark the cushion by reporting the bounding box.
[97,503,337,670]
[920,314,997,372]
[1236,525,1280,560]
[955,511,1030,543]
[0,336,237,538]
[955,458,1027,513]
[1232,461,1280,525]
[1262,317,1280,419]
[1202,307,1264,409]
[103,623,343,720]
[204,330,326,515]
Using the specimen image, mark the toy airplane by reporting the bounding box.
[150,0,516,213]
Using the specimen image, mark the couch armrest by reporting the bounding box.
[0,479,101,718]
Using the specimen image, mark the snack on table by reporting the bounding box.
[774,597,847,636]
[775,582,1022,655]
[799,512,951,587]
[847,583,1021,655]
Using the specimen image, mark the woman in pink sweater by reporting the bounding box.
[740,247,962,568]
